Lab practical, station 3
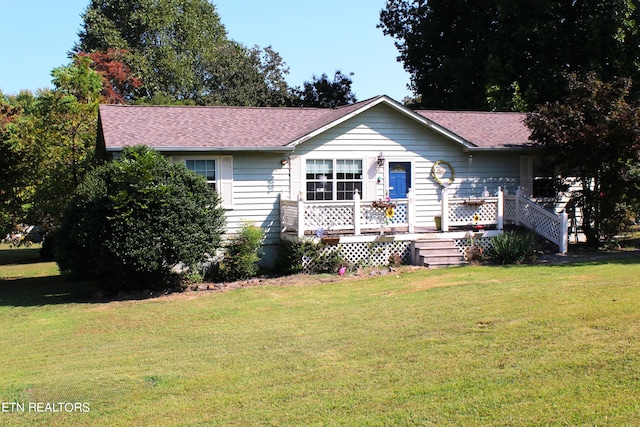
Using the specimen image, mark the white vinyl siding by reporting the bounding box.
[291,104,523,228]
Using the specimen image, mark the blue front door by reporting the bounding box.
[389,162,411,199]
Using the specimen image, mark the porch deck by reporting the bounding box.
[280,187,569,253]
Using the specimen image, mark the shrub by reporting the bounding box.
[488,231,536,264]
[276,239,344,275]
[55,146,226,292]
[209,222,264,282]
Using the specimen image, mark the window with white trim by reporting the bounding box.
[183,156,233,208]
[532,158,555,199]
[186,159,216,190]
[306,159,363,201]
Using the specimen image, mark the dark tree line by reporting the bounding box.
[380,1,640,245]
[76,0,356,107]
[379,0,640,110]
[2,0,358,236]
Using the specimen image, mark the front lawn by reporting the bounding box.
[0,245,639,425]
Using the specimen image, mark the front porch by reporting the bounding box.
[280,188,569,268]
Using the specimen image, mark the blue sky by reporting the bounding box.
[1,0,411,102]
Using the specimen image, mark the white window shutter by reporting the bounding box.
[520,156,533,197]
[364,156,378,200]
[219,155,233,208]
[289,155,302,200]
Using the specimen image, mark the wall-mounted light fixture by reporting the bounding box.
[377,152,385,167]
[468,154,473,165]
[281,158,288,165]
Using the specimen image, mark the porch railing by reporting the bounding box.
[281,189,416,238]
[281,187,568,253]
[440,187,504,231]
[505,189,569,253]
[442,187,568,253]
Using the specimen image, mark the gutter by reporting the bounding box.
[106,146,296,153]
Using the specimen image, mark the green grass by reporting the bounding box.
[1,244,639,425]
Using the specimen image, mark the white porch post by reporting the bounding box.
[407,188,415,233]
[297,192,305,239]
[515,187,522,226]
[497,186,504,230]
[441,187,449,232]
[560,210,569,254]
[353,189,361,236]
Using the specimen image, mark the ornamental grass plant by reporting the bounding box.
[489,230,536,264]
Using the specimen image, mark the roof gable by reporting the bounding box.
[98,96,534,152]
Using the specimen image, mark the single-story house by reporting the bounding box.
[97,95,569,268]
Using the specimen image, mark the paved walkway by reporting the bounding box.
[536,248,640,265]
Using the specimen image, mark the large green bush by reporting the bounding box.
[55,146,226,291]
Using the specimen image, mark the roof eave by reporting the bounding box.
[106,145,295,153]
[464,144,541,153]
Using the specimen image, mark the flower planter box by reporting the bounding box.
[462,200,485,206]
[321,236,340,246]
[371,201,396,209]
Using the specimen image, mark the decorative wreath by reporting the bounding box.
[431,160,455,187]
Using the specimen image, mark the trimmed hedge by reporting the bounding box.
[55,146,226,291]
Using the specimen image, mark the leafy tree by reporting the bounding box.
[379,0,640,110]
[0,94,31,233]
[0,91,53,234]
[380,0,496,109]
[28,55,103,230]
[55,146,226,291]
[0,56,103,234]
[76,0,292,106]
[79,49,143,104]
[294,71,357,108]
[526,72,640,246]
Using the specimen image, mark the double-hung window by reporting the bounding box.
[306,159,333,201]
[183,156,233,208]
[186,159,216,190]
[306,159,363,201]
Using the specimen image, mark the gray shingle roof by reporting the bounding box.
[99,96,534,152]
[416,110,532,149]
[99,97,380,151]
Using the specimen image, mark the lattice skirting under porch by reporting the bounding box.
[302,241,412,274]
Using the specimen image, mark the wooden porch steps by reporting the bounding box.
[412,238,468,268]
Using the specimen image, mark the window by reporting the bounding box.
[336,159,363,200]
[306,159,362,201]
[186,159,216,190]
[532,158,555,199]
[533,177,555,199]
[306,159,333,201]
[183,156,233,209]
